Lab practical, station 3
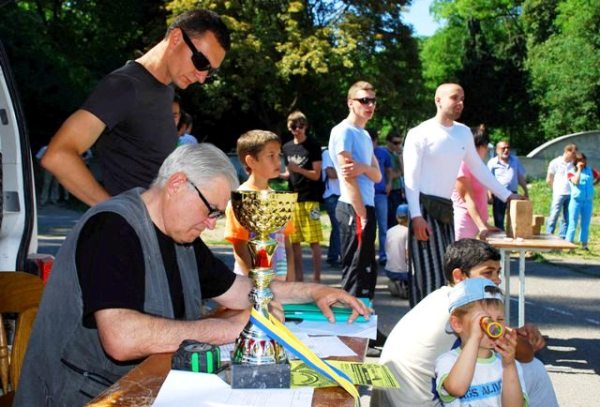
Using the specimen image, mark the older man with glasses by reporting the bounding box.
[40,9,230,207]
[487,140,529,230]
[16,144,370,407]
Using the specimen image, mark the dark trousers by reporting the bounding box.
[408,203,455,308]
[492,195,508,231]
[336,202,377,299]
[387,188,405,227]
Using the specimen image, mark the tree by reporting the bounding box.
[524,0,600,139]
[421,0,540,152]
[167,0,423,148]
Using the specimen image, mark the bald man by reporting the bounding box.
[403,83,520,307]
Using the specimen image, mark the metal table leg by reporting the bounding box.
[501,249,511,326]
[518,249,526,327]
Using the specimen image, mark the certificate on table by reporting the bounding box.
[152,370,313,407]
[285,315,378,339]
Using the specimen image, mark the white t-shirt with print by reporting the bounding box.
[435,348,528,406]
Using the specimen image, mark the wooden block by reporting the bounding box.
[532,215,545,235]
[508,200,533,238]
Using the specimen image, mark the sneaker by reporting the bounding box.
[378,256,387,266]
[582,245,589,251]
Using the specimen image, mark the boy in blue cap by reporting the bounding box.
[435,278,528,406]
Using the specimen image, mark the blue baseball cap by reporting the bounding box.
[396,204,409,218]
[448,277,504,313]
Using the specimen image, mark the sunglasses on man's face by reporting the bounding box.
[180,29,218,78]
[353,97,377,106]
[291,123,305,131]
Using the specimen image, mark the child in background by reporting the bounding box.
[566,152,595,250]
[384,204,409,298]
[435,278,528,406]
[225,130,295,281]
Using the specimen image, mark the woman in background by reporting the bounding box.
[566,152,596,250]
[451,125,500,240]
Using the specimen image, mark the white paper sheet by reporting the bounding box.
[152,370,313,407]
[285,315,377,339]
[218,334,355,361]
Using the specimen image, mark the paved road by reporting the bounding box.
[37,204,600,406]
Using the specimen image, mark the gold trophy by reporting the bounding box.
[229,190,297,388]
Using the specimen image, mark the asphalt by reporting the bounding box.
[36,203,600,406]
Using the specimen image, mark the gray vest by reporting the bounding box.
[15,188,202,406]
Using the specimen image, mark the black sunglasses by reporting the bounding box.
[188,180,225,219]
[353,97,377,106]
[291,123,305,131]
[180,29,218,78]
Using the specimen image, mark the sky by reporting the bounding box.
[403,0,441,37]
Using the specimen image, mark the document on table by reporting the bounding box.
[219,334,356,361]
[285,315,377,339]
[152,370,313,407]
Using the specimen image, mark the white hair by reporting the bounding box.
[152,143,239,191]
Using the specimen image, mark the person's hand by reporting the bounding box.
[479,225,502,241]
[495,327,518,367]
[516,323,546,352]
[466,309,486,344]
[311,286,372,323]
[340,159,364,178]
[411,216,431,241]
[507,193,527,201]
[287,162,302,174]
[205,308,250,344]
[268,300,285,323]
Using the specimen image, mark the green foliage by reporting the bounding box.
[166,0,422,149]
[0,0,166,145]
[422,0,540,152]
[525,0,600,139]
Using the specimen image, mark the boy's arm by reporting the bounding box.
[442,334,480,396]
[442,311,485,396]
[496,329,526,406]
[232,240,252,276]
[337,151,367,220]
[284,236,295,282]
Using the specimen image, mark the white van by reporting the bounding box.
[0,41,51,276]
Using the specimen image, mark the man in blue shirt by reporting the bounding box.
[487,140,529,230]
[328,81,382,299]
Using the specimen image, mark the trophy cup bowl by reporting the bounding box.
[230,190,297,388]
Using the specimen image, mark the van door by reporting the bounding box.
[0,41,37,271]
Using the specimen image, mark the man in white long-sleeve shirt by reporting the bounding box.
[403,83,520,307]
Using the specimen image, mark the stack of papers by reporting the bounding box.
[152,371,313,407]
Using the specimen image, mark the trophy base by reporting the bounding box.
[230,362,291,389]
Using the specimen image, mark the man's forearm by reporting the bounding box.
[42,149,110,206]
[95,308,249,361]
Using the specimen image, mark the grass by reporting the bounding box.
[522,179,600,260]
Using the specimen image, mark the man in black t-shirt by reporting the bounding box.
[16,144,371,406]
[282,111,324,283]
[41,10,231,206]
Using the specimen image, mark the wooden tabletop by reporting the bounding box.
[87,336,368,407]
[486,233,577,250]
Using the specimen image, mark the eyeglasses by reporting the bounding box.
[353,97,377,106]
[188,180,225,219]
[290,123,305,131]
[180,29,218,78]
[392,141,402,145]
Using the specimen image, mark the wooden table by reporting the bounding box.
[87,336,368,407]
[486,233,576,327]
